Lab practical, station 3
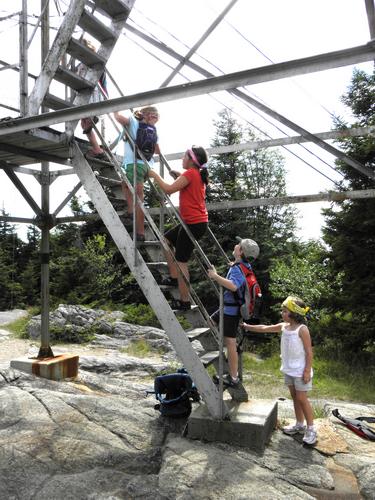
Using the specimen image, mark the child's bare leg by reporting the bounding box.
[121,182,133,216]
[135,183,144,236]
[176,261,189,302]
[87,130,103,154]
[225,336,238,379]
[288,385,305,423]
[164,240,178,279]
[295,390,314,427]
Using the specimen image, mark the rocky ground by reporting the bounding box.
[0,307,374,499]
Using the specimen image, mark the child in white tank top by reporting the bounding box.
[242,295,317,445]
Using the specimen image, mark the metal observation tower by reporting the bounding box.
[0,0,374,443]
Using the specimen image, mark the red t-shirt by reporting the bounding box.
[179,168,208,224]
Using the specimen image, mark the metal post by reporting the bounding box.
[38,0,54,359]
[218,286,224,419]
[19,0,28,116]
[159,155,165,235]
[133,148,138,265]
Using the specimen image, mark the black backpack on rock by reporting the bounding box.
[151,369,200,418]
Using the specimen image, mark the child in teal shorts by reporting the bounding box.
[114,106,160,241]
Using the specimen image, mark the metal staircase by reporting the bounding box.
[28,0,134,115]
[26,0,248,420]
[71,141,231,419]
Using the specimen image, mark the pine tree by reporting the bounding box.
[322,69,375,362]
[196,110,297,314]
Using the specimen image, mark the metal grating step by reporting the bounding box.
[67,38,107,67]
[200,350,220,367]
[78,9,117,42]
[94,0,131,20]
[54,66,96,91]
[186,327,211,342]
[43,93,71,110]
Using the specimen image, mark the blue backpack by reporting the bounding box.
[151,369,200,418]
[135,121,157,161]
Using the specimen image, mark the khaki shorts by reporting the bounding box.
[284,373,313,391]
[124,162,149,184]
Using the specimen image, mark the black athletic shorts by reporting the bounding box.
[164,222,208,263]
[211,310,240,338]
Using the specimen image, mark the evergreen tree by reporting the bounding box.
[19,226,41,306]
[0,210,25,308]
[322,69,375,363]
[196,110,297,314]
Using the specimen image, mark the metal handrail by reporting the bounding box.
[88,121,225,341]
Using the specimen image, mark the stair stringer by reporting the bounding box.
[28,0,87,116]
[71,142,228,420]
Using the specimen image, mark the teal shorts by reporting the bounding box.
[123,162,149,185]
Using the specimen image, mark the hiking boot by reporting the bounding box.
[282,422,306,435]
[160,276,178,287]
[302,428,318,445]
[171,299,191,311]
[136,234,145,242]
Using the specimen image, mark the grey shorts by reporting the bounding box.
[284,373,313,392]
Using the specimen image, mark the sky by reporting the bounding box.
[0,0,373,241]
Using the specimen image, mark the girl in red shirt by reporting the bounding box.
[148,146,209,310]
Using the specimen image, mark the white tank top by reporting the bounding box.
[280,324,308,377]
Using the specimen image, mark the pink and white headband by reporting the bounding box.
[187,148,207,169]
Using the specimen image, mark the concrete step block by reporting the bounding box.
[186,399,278,453]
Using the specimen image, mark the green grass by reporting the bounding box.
[241,351,375,404]
[3,307,39,339]
[120,339,165,357]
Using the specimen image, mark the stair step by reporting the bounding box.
[199,350,220,367]
[78,9,117,42]
[141,240,161,247]
[146,261,168,271]
[67,38,107,67]
[43,93,71,110]
[96,175,121,187]
[54,66,96,91]
[186,327,211,342]
[94,0,131,19]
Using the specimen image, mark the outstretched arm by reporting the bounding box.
[148,169,189,194]
[242,322,283,334]
[207,267,237,292]
[114,111,130,127]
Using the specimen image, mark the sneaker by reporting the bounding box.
[213,373,240,388]
[282,423,306,435]
[302,427,318,445]
[171,299,191,311]
[223,373,240,387]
